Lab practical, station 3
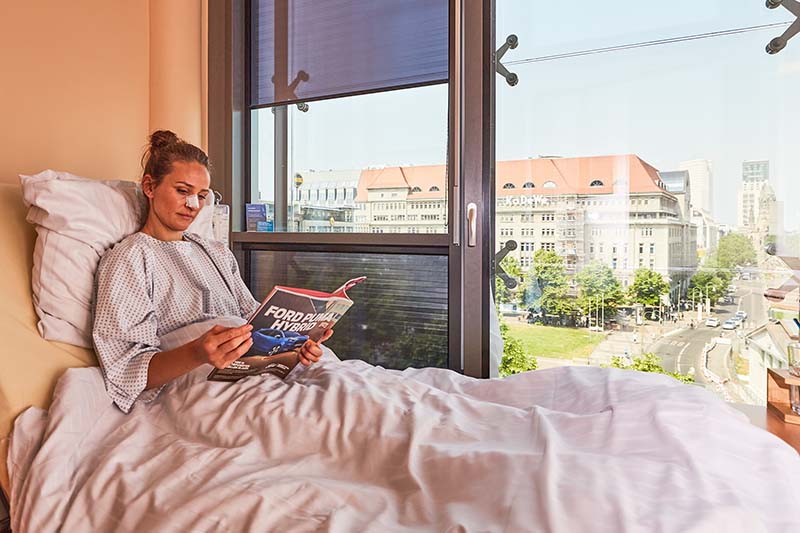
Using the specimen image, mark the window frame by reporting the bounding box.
[209,0,496,377]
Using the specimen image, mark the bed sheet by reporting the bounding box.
[8,360,800,532]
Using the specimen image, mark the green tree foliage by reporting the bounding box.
[575,261,624,320]
[523,250,575,317]
[499,321,538,377]
[688,270,729,306]
[714,233,756,270]
[627,268,670,306]
[495,255,522,305]
[608,353,694,384]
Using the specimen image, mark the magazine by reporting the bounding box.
[207,276,365,382]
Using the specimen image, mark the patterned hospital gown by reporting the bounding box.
[92,232,259,413]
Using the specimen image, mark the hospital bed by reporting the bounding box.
[1,179,799,532]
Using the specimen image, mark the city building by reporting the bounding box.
[293,169,359,232]
[659,170,691,220]
[741,319,797,403]
[691,207,720,262]
[275,155,699,298]
[678,159,713,215]
[669,163,722,263]
[738,160,770,230]
[347,154,697,297]
[735,160,783,259]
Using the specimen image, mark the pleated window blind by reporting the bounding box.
[251,0,449,108]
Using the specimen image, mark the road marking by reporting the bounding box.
[676,342,690,371]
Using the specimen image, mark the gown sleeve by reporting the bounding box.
[92,243,163,413]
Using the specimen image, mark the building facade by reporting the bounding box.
[347,154,697,296]
[266,155,698,297]
[738,160,770,230]
[678,159,713,215]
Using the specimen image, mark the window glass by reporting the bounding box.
[494,1,797,404]
[250,85,448,233]
[249,250,449,368]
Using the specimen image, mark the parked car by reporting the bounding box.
[722,319,738,330]
[251,328,309,356]
[705,317,720,328]
[735,310,748,320]
[718,295,734,305]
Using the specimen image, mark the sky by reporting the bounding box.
[256,0,800,230]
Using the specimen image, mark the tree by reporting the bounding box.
[688,270,729,306]
[498,321,537,377]
[495,256,522,305]
[608,353,694,384]
[522,250,575,318]
[627,268,670,307]
[575,261,624,321]
[714,233,756,270]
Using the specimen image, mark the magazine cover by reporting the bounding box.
[208,276,365,382]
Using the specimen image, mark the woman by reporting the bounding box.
[92,130,330,413]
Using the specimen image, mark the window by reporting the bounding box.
[590,180,604,187]
[251,85,448,234]
[502,183,516,189]
[542,181,556,189]
[522,182,535,189]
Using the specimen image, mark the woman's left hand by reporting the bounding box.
[298,329,333,366]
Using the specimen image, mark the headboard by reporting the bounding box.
[0,182,96,496]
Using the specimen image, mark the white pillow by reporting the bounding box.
[20,169,216,348]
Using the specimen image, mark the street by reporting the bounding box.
[650,279,768,383]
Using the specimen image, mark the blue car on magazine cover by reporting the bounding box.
[250,328,308,356]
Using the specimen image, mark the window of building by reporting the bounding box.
[522,182,535,189]
[502,183,515,189]
[543,181,556,189]
[590,180,604,187]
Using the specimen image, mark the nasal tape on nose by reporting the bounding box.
[185,194,200,209]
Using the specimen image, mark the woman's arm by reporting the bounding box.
[145,324,254,389]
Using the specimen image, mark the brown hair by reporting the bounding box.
[141,130,211,187]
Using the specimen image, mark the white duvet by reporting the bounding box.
[8,357,800,532]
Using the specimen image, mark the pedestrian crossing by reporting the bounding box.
[665,340,687,347]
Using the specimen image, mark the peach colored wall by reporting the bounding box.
[149,0,206,150]
[0,0,207,185]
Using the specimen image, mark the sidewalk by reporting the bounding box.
[703,339,762,405]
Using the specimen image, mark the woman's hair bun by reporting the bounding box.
[149,130,180,151]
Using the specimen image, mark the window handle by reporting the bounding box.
[467,202,478,247]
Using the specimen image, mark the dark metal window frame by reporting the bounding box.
[209,0,495,377]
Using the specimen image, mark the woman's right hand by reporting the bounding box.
[191,324,254,368]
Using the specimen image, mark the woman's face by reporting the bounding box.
[143,160,211,233]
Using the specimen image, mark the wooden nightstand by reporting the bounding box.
[731,403,800,454]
